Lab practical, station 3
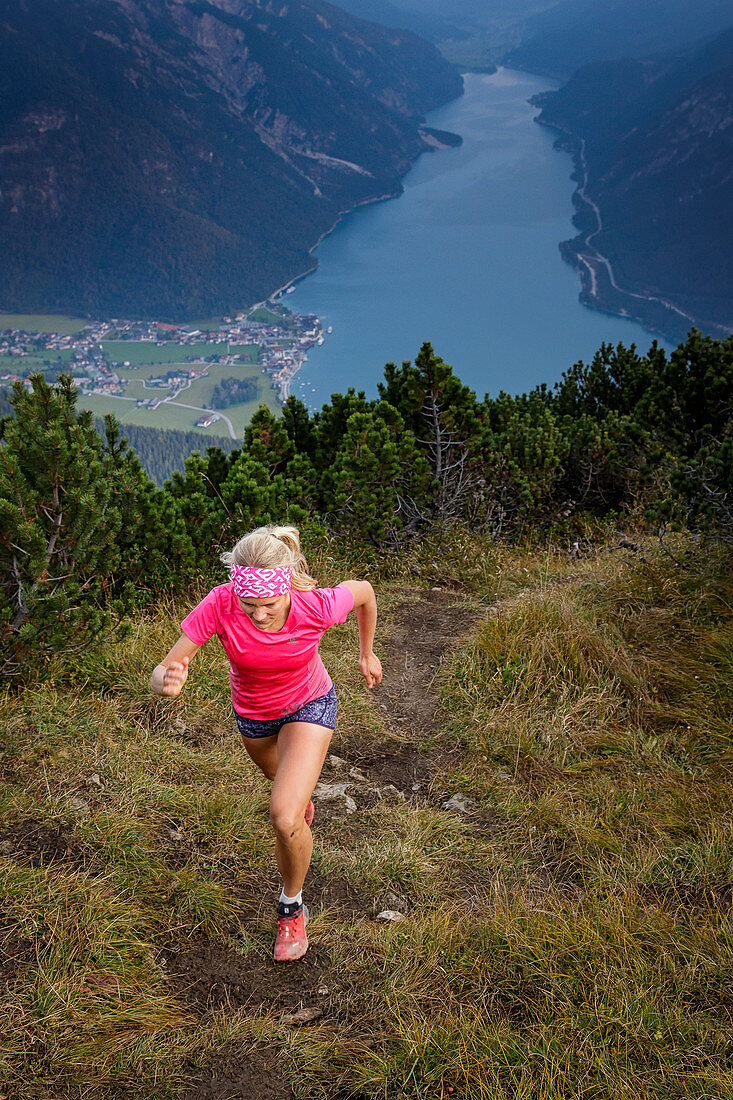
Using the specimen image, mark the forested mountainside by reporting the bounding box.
[534,30,733,340]
[93,420,238,485]
[0,0,461,321]
[507,0,733,80]
[324,0,457,41]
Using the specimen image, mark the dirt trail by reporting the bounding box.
[169,590,483,1099]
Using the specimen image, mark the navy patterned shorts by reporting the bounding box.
[234,684,338,739]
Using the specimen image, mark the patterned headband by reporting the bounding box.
[231,564,292,599]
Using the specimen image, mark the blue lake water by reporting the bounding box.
[285,68,670,410]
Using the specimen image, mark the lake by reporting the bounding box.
[286,68,670,411]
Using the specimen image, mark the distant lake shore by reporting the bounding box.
[284,68,673,411]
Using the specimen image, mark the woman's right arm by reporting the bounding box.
[150,634,202,697]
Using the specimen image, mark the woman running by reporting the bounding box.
[150,525,382,962]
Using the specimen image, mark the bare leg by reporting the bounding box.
[269,722,332,897]
[242,732,279,780]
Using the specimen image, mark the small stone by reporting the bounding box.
[315,781,357,814]
[86,772,103,788]
[411,783,421,792]
[314,781,348,800]
[317,985,329,995]
[431,586,442,591]
[382,784,405,800]
[376,910,405,923]
[281,1005,324,1025]
[328,754,347,768]
[167,829,185,841]
[69,796,90,814]
[385,892,403,909]
[172,718,188,731]
[442,793,477,814]
[348,766,368,783]
[494,770,512,782]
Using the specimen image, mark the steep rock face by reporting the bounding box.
[536,30,733,338]
[0,0,462,320]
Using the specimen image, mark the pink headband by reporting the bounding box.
[230,564,292,599]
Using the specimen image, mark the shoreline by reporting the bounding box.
[535,118,728,344]
[263,124,463,390]
[265,187,404,303]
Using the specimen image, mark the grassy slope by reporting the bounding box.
[0,533,731,1098]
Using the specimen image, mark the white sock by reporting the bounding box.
[279,888,302,907]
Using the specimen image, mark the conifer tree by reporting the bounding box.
[102,417,195,594]
[483,390,569,520]
[0,376,126,678]
[281,396,317,459]
[330,409,411,545]
[380,343,483,524]
[313,389,369,476]
[244,406,295,474]
[165,451,228,570]
[219,453,280,542]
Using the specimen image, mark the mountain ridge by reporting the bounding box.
[0,0,462,321]
[534,29,733,340]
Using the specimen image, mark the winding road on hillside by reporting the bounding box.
[574,139,695,325]
[91,387,238,439]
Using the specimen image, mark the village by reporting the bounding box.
[0,302,323,424]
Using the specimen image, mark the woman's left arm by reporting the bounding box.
[339,580,382,688]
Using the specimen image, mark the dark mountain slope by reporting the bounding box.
[535,30,733,339]
[0,0,462,320]
[315,0,457,41]
[508,0,733,80]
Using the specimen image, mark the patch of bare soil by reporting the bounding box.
[0,921,35,989]
[182,1047,294,1100]
[328,590,483,801]
[644,880,733,917]
[161,935,332,1016]
[0,819,77,867]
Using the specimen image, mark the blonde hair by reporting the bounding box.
[220,525,316,591]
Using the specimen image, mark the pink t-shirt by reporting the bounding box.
[181,584,355,719]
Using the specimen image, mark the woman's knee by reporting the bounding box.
[270,802,304,840]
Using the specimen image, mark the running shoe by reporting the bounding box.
[274,901,309,962]
[305,799,315,827]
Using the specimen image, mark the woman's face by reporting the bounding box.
[237,592,291,631]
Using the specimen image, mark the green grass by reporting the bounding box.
[0,312,89,334]
[1,536,731,1098]
[84,341,276,433]
[101,341,260,367]
[248,306,295,328]
[79,371,279,436]
[0,349,76,374]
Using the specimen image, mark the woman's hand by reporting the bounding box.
[151,656,191,697]
[359,651,383,689]
[151,636,201,697]
[161,657,190,696]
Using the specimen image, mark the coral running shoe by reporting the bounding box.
[274,902,309,962]
[305,799,315,827]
